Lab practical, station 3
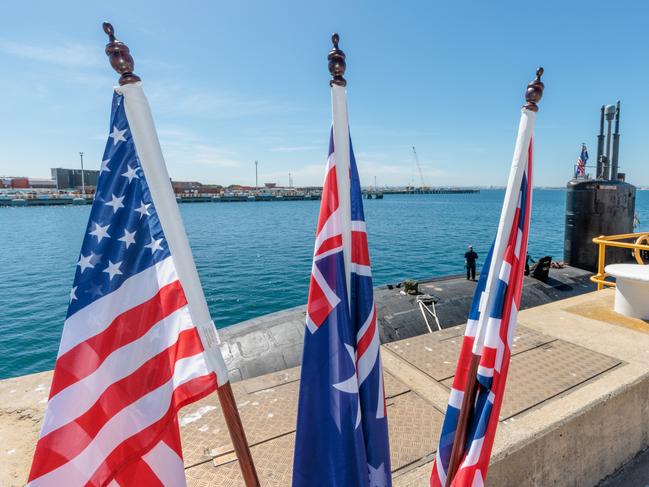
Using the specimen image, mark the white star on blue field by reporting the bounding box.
[66,93,170,316]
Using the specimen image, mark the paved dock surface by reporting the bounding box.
[2,289,649,486]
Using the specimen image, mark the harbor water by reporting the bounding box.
[1,189,647,379]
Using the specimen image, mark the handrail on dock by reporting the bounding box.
[591,232,649,290]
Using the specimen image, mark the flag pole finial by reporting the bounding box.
[523,67,544,112]
[102,22,141,86]
[328,33,347,87]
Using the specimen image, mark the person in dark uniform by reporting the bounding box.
[465,245,478,281]
[525,253,536,276]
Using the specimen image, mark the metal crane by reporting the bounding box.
[411,146,428,191]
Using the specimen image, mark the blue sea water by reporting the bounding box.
[1,189,648,379]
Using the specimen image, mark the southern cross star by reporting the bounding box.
[109,126,127,145]
[69,286,78,302]
[121,165,139,183]
[89,222,110,243]
[145,238,164,254]
[368,463,388,487]
[118,229,137,249]
[77,253,95,273]
[105,194,125,213]
[103,260,123,281]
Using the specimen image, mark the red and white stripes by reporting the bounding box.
[28,255,217,485]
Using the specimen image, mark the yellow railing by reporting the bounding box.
[591,232,649,290]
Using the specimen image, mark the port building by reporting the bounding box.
[51,167,99,190]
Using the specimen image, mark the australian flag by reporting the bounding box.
[292,128,391,486]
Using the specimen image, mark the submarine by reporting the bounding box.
[564,101,636,271]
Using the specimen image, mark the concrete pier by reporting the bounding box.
[2,289,648,486]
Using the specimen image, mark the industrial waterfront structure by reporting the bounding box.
[51,167,99,191]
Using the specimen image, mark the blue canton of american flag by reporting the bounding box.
[69,94,169,313]
[431,138,534,487]
[28,92,218,486]
[292,129,391,486]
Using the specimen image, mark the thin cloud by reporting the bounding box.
[261,164,326,187]
[157,125,241,170]
[355,155,453,187]
[163,141,241,169]
[0,39,101,68]
[270,146,317,153]
[147,83,294,120]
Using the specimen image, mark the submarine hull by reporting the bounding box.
[564,179,636,272]
[219,266,596,382]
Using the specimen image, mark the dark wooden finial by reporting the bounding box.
[102,22,141,85]
[328,33,346,87]
[523,67,544,112]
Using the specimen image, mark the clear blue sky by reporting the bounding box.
[1,1,647,187]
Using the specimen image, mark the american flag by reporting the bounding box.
[28,90,223,486]
[292,85,391,486]
[431,113,535,487]
[576,143,588,177]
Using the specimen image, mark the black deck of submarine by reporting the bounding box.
[218,266,596,382]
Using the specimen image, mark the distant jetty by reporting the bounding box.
[0,195,88,207]
[383,188,480,195]
[0,187,480,207]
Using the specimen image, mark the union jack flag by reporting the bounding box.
[28,88,226,486]
[431,112,535,487]
[293,87,391,486]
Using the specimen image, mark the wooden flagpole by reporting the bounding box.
[444,68,545,487]
[102,23,260,487]
[217,382,260,486]
[445,354,480,487]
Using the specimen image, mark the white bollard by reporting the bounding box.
[605,264,649,320]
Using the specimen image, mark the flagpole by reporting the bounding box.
[329,33,353,306]
[444,68,544,486]
[102,23,260,487]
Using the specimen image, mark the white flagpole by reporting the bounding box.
[329,33,352,307]
[103,23,259,487]
[471,108,536,355]
[331,84,353,306]
[470,69,544,355]
[120,82,229,382]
